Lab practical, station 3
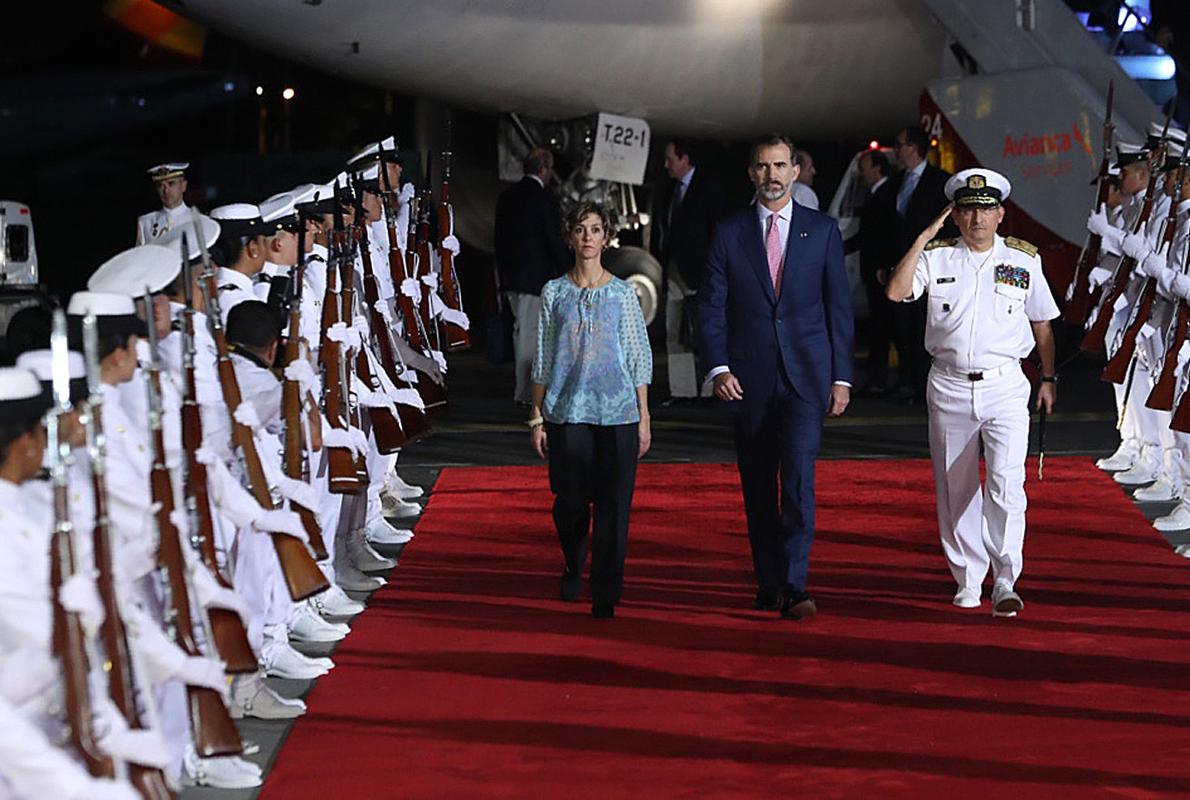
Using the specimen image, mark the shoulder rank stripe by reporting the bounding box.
[924,238,958,251]
[1004,236,1039,257]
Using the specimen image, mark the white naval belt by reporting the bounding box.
[932,361,1019,382]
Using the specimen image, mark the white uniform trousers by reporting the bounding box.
[365,438,397,529]
[927,365,1031,592]
[231,526,292,655]
[664,275,708,399]
[505,291,541,405]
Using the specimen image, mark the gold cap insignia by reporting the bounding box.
[967,175,986,189]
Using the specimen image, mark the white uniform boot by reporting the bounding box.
[349,526,397,571]
[312,583,366,617]
[365,516,414,545]
[229,672,307,720]
[384,467,424,499]
[261,632,334,679]
[381,493,422,519]
[1154,489,1190,531]
[289,601,350,643]
[1135,448,1185,501]
[1097,439,1140,471]
[1114,444,1161,485]
[183,746,263,789]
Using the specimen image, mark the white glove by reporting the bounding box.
[441,234,461,256]
[1171,273,1190,303]
[1100,226,1125,257]
[95,698,171,769]
[1087,207,1112,236]
[1122,230,1153,262]
[253,507,309,543]
[58,571,105,636]
[399,182,416,202]
[1087,265,1113,289]
[82,780,140,800]
[1137,252,1167,280]
[178,655,227,693]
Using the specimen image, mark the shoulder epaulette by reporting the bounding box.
[924,238,958,251]
[1005,236,1039,257]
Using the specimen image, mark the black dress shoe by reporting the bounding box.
[591,603,615,618]
[779,590,817,620]
[753,590,781,611]
[560,571,581,602]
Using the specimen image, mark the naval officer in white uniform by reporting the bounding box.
[887,168,1059,618]
[136,162,195,245]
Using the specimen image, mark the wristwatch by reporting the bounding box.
[1040,375,1058,384]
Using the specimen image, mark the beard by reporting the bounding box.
[758,182,789,202]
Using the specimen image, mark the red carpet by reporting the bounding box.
[259,458,1190,798]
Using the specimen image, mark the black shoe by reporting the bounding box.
[779,590,817,620]
[592,603,615,618]
[560,571,581,602]
[753,590,781,611]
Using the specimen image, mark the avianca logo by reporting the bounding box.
[1003,123,1094,158]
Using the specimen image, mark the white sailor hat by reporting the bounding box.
[291,182,336,215]
[16,349,87,404]
[346,135,401,169]
[66,291,147,338]
[259,192,301,233]
[0,367,52,422]
[327,172,356,203]
[210,203,264,237]
[1115,141,1151,169]
[945,168,1011,207]
[155,214,221,260]
[1161,141,1186,171]
[88,245,180,296]
[352,162,382,192]
[147,162,189,181]
[1146,122,1187,147]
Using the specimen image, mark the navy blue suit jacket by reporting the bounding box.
[698,201,854,409]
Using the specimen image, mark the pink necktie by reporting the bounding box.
[766,213,783,295]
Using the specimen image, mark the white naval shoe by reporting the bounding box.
[183,749,263,789]
[336,561,386,592]
[1154,500,1190,532]
[1113,454,1161,485]
[991,583,1024,618]
[1134,477,1181,502]
[316,583,366,617]
[349,530,398,571]
[289,603,350,643]
[365,517,414,546]
[262,639,333,679]
[381,493,422,519]
[952,587,981,608]
[230,673,306,720]
[1097,441,1140,471]
[1174,543,1190,558]
[384,472,424,500]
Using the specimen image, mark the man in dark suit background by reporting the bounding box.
[494,147,570,404]
[853,149,900,395]
[699,134,854,620]
[652,139,724,402]
[891,126,952,402]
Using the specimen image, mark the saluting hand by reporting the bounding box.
[924,203,954,240]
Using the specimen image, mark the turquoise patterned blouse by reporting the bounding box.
[532,275,653,425]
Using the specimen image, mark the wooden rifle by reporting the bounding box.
[437,126,472,351]
[416,178,443,355]
[48,310,116,779]
[199,272,330,601]
[1101,153,1188,383]
[319,186,364,494]
[333,211,370,484]
[142,288,244,758]
[1064,80,1114,324]
[80,313,176,799]
[177,235,265,675]
[1082,137,1167,353]
[403,188,449,411]
[377,143,429,353]
[281,220,330,560]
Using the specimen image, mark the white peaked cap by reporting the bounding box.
[0,367,45,402]
[944,168,1012,205]
[67,291,138,317]
[88,245,180,295]
[147,162,189,180]
[347,135,397,167]
[1147,121,1187,142]
[291,182,334,206]
[210,203,262,221]
[259,192,297,223]
[17,349,85,381]
[156,214,221,256]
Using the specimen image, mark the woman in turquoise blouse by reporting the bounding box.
[528,202,652,618]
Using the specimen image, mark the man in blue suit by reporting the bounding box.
[699,134,854,619]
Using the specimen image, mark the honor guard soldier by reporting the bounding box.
[209,203,268,320]
[887,168,1058,617]
[136,162,194,244]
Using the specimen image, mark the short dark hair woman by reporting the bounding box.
[528,203,652,618]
